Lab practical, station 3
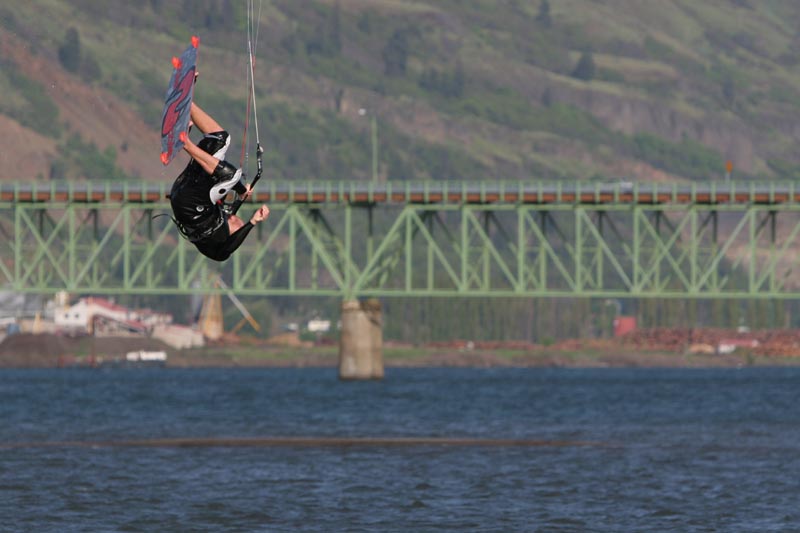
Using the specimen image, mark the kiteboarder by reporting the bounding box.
[169,100,269,262]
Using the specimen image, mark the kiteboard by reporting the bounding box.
[160,36,200,166]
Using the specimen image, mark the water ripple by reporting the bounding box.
[1,367,799,531]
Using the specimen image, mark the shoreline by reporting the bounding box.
[165,348,800,369]
[2,333,800,369]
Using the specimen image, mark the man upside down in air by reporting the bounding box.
[169,101,269,261]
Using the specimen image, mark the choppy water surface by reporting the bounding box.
[1,366,799,532]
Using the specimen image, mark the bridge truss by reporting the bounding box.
[2,181,800,298]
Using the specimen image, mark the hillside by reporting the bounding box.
[3,0,800,184]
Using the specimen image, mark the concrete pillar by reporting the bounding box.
[339,299,383,380]
[363,298,384,379]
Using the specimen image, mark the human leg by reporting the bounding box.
[190,102,224,135]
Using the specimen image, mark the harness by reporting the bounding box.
[175,212,226,243]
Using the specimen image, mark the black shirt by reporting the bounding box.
[169,136,246,241]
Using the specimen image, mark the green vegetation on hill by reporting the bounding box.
[5,1,800,339]
[5,0,800,182]
[0,57,61,138]
[48,134,135,181]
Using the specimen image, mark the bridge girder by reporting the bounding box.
[2,181,800,298]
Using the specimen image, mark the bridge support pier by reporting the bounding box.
[338,299,383,380]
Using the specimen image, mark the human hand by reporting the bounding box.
[242,183,253,200]
[250,205,270,224]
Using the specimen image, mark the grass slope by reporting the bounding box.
[2,0,800,182]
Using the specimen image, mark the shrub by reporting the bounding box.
[55,134,133,181]
[572,49,596,81]
[58,28,81,73]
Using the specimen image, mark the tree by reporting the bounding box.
[541,87,553,107]
[305,3,342,57]
[418,68,441,94]
[357,12,372,34]
[721,77,736,109]
[58,28,81,73]
[572,49,596,81]
[450,63,465,98]
[418,65,465,98]
[382,29,409,77]
[79,51,102,82]
[536,0,552,28]
[329,2,342,54]
[49,160,66,181]
[334,88,344,113]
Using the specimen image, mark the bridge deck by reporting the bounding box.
[2,181,799,206]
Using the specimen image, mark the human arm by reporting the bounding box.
[180,132,219,175]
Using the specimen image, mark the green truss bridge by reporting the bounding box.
[3,180,800,299]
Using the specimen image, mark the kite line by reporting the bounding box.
[231,0,264,214]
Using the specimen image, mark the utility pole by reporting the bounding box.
[360,108,378,182]
[371,114,378,183]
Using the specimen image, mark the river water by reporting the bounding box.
[1,366,799,532]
